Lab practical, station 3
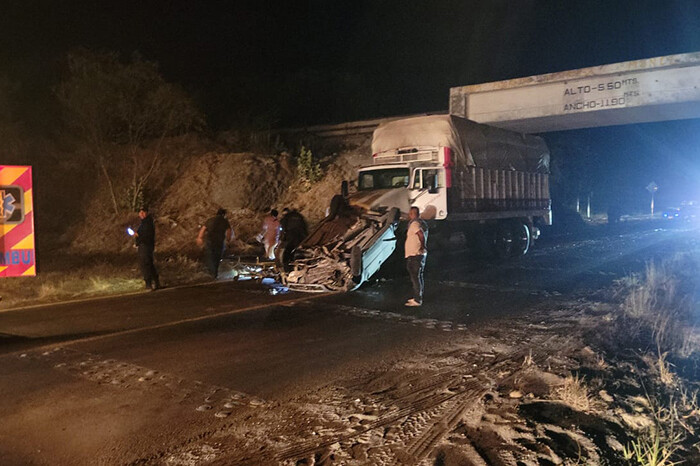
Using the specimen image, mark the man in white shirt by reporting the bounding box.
[405,206,428,306]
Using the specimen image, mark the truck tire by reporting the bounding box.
[511,221,531,257]
[493,221,514,259]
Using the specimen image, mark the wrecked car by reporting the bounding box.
[281,205,399,292]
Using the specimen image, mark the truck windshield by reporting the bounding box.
[358,168,410,191]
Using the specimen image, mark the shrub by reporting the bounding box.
[297,145,323,189]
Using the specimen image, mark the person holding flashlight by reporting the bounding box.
[135,206,160,291]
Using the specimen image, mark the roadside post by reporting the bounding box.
[0,165,36,276]
[646,182,658,217]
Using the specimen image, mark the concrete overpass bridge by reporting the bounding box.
[449,52,700,133]
[282,52,700,139]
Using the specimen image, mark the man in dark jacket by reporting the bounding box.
[279,208,308,270]
[197,208,232,278]
[135,206,160,291]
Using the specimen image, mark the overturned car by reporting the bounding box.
[281,205,400,292]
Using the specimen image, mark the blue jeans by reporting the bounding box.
[204,245,223,278]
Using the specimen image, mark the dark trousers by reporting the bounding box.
[204,246,223,278]
[406,254,426,302]
[281,233,305,271]
[138,245,159,288]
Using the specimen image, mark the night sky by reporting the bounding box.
[3,0,700,209]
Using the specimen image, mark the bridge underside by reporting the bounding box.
[449,52,700,133]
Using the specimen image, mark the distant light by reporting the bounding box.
[127,227,135,236]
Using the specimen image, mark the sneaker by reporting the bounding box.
[405,298,422,307]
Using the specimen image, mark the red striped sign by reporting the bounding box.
[0,166,35,276]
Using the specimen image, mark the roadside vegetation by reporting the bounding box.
[460,251,700,464]
[0,252,212,309]
[609,254,700,464]
[543,252,700,464]
[428,250,700,464]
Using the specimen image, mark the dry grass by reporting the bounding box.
[596,353,608,368]
[678,386,699,416]
[655,353,676,388]
[616,255,699,358]
[0,252,209,310]
[555,374,594,412]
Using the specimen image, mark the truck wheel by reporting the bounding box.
[493,222,514,259]
[511,221,531,257]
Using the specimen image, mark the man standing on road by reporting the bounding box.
[405,206,428,307]
[197,208,233,279]
[135,206,160,291]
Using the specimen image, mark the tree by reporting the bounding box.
[56,50,204,214]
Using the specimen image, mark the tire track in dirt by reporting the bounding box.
[273,378,487,463]
[17,347,267,417]
[396,387,486,464]
[273,339,554,464]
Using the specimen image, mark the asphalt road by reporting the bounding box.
[0,220,695,465]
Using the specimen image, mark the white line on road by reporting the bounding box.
[6,291,337,357]
[0,278,243,314]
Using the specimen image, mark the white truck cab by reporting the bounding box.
[353,146,452,220]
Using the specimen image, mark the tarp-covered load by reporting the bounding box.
[371,115,550,174]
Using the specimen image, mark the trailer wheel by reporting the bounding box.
[493,222,514,259]
[511,221,531,257]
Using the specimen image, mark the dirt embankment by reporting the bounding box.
[67,135,371,256]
